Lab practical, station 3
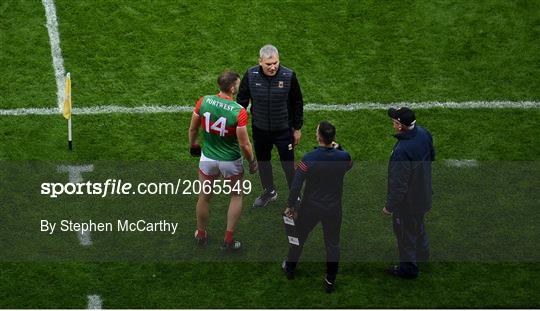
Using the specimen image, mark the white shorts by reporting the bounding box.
[199,152,244,180]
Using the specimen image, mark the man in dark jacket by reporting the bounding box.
[383,107,435,279]
[237,44,304,208]
[282,121,352,293]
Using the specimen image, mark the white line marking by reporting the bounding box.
[78,231,93,246]
[445,159,479,168]
[306,101,540,110]
[42,0,65,111]
[77,237,92,247]
[57,164,95,183]
[87,295,102,309]
[57,164,95,246]
[0,101,539,116]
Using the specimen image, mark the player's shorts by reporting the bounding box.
[199,152,244,180]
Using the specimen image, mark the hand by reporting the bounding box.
[248,159,258,174]
[293,129,301,146]
[284,207,297,219]
[382,206,392,216]
[190,144,201,157]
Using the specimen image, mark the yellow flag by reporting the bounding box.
[63,73,71,119]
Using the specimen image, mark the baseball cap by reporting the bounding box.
[388,107,416,126]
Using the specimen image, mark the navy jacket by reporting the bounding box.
[386,125,435,215]
[288,146,353,212]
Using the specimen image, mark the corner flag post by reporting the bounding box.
[63,72,72,150]
[68,113,72,150]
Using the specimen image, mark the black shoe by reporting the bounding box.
[194,230,208,247]
[253,189,278,208]
[281,260,294,280]
[386,265,418,279]
[221,240,242,252]
[323,277,335,293]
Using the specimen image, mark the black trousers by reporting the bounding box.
[286,208,342,282]
[393,213,430,276]
[252,126,295,191]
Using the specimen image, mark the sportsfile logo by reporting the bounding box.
[40,179,252,198]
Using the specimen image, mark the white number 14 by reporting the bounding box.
[203,112,228,137]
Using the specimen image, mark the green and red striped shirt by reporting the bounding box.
[194,94,248,161]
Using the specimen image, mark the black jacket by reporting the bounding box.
[237,65,303,131]
[288,146,353,212]
[386,125,435,215]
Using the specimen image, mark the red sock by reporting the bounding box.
[224,230,234,244]
[196,229,207,238]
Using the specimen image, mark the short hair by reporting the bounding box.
[217,70,240,93]
[318,121,336,145]
[259,44,279,59]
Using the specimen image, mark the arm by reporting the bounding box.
[346,152,353,171]
[289,73,304,129]
[332,143,353,171]
[188,113,202,156]
[188,97,203,156]
[429,132,436,161]
[289,72,304,145]
[287,159,308,208]
[236,108,257,173]
[385,149,411,213]
[236,71,251,109]
[284,158,308,218]
[188,113,201,146]
[236,127,255,166]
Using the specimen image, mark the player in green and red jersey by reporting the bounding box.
[188,70,257,251]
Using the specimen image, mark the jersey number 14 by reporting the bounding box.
[203,112,229,137]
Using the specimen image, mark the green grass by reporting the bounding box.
[0,0,539,309]
[56,0,540,104]
[2,0,540,108]
[0,0,57,108]
[1,109,539,161]
[1,158,538,263]
[1,262,538,308]
[1,111,539,308]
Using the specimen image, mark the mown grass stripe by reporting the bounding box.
[41,0,66,110]
[1,101,539,116]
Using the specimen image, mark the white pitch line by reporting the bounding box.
[445,159,479,168]
[306,100,540,110]
[57,164,94,183]
[41,0,65,111]
[57,164,95,246]
[0,101,539,116]
[78,231,93,246]
[87,295,102,309]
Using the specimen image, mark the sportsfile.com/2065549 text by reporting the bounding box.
[40,179,252,198]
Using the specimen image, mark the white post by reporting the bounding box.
[68,117,72,150]
[66,72,72,150]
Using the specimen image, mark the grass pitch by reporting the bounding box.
[0,0,539,308]
[2,0,540,108]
